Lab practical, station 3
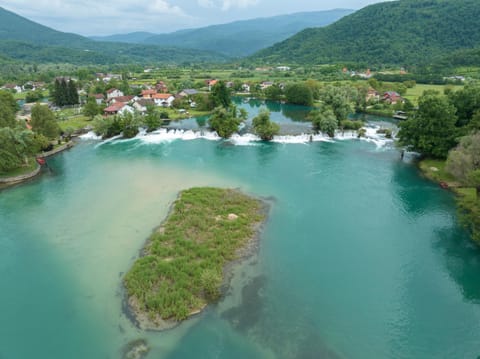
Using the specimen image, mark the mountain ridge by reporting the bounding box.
[90,9,355,57]
[0,7,227,64]
[252,0,480,66]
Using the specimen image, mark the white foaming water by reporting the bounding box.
[85,124,394,149]
[138,128,221,144]
[229,133,261,146]
[336,126,394,148]
[272,133,334,144]
[94,134,123,148]
[78,131,102,140]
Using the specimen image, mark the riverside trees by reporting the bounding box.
[252,110,279,141]
[208,106,245,139]
[31,104,60,139]
[398,91,458,158]
[0,91,50,174]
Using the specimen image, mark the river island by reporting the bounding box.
[123,187,268,330]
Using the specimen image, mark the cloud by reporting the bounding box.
[197,0,259,11]
[148,0,187,16]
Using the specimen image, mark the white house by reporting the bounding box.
[241,84,251,93]
[133,99,155,114]
[260,81,274,90]
[276,66,291,71]
[106,88,124,99]
[119,105,135,115]
[153,93,175,107]
[92,93,105,105]
[2,83,23,93]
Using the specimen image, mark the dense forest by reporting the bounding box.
[252,0,480,66]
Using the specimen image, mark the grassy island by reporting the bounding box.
[124,187,267,328]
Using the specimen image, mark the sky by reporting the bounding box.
[0,0,387,36]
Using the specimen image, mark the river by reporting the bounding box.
[0,102,479,359]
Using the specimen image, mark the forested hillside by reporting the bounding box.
[253,0,480,66]
[0,7,227,64]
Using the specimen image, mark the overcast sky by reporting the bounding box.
[0,0,387,36]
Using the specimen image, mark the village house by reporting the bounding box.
[106,88,124,99]
[153,93,175,107]
[103,102,134,116]
[366,88,380,102]
[141,89,157,98]
[102,73,122,83]
[382,91,404,105]
[226,81,234,88]
[133,99,155,114]
[205,79,218,91]
[241,83,251,93]
[276,66,291,71]
[177,89,198,98]
[155,81,168,93]
[92,93,105,105]
[260,81,274,90]
[2,83,23,93]
[107,95,134,105]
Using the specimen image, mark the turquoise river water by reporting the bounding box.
[1,103,480,359]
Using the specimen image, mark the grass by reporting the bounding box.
[0,158,38,179]
[57,115,92,131]
[418,158,457,184]
[404,84,462,105]
[124,187,266,322]
[418,158,480,244]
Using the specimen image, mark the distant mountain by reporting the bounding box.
[0,7,226,64]
[0,7,89,48]
[94,9,354,57]
[90,32,158,44]
[252,0,480,66]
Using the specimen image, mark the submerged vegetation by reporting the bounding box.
[124,187,266,324]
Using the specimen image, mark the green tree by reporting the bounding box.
[449,83,480,127]
[210,81,231,108]
[319,85,354,123]
[30,104,60,139]
[252,110,280,141]
[122,112,140,139]
[0,127,39,173]
[208,106,241,139]
[398,92,458,158]
[83,97,99,119]
[144,105,161,132]
[284,83,313,106]
[25,90,44,103]
[310,107,338,137]
[446,132,480,187]
[0,90,17,128]
[67,80,79,105]
[264,84,283,101]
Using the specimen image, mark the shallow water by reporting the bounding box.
[1,107,480,359]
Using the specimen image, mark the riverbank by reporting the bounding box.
[0,141,75,188]
[418,158,479,244]
[123,187,268,331]
[0,161,41,186]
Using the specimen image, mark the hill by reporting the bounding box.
[97,9,354,58]
[252,0,480,66]
[0,6,89,48]
[0,7,226,64]
[90,32,157,44]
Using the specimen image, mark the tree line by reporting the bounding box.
[397,82,480,243]
[0,90,60,174]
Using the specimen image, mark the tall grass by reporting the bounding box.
[124,187,265,321]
